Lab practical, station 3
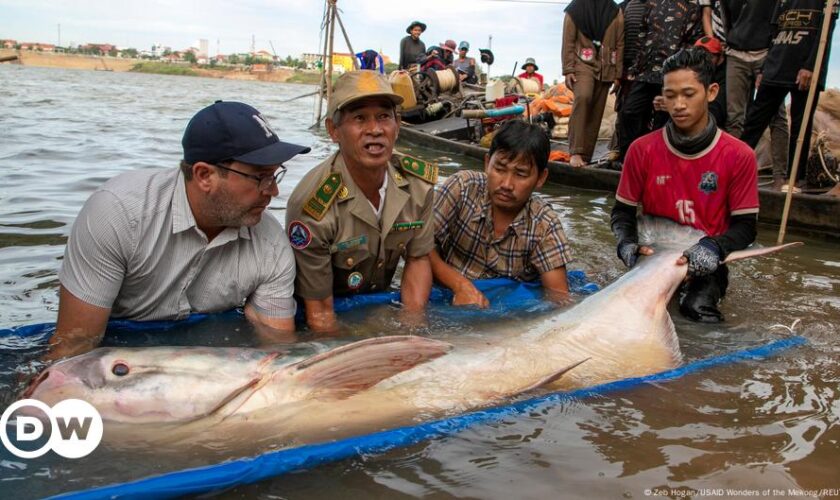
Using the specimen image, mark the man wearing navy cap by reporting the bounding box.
[49,101,311,359]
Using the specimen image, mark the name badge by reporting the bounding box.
[333,235,368,252]
[392,221,425,232]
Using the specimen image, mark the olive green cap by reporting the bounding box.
[327,71,404,119]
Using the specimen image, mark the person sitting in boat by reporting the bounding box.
[286,71,436,333]
[453,41,478,84]
[48,101,311,360]
[611,47,759,323]
[432,120,573,308]
[399,20,427,71]
[517,58,544,88]
[420,46,448,72]
[440,39,457,66]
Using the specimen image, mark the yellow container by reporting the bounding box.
[389,70,417,109]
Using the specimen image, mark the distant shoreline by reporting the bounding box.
[0,49,322,85]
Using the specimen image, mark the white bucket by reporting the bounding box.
[485,79,505,101]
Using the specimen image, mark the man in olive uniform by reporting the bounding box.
[286,71,436,332]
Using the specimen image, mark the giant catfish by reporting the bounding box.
[24,218,800,452]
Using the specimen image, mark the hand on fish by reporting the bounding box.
[617,240,654,268]
[452,280,490,308]
[677,238,722,277]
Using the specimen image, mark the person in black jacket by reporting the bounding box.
[399,20,427,70]
[740,0,838,188]
[724,0,791,190]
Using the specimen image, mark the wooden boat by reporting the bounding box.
[399,117,840,238]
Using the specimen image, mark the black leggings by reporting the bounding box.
[618,81,669,159]
[741,84,819,182]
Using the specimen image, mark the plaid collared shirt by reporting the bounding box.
[434,171,572,281]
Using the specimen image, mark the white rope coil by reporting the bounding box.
[435,68,458,93]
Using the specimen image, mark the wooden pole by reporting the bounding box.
[312,0,331,127]
[325,0,337,104]
[334,9,359,70]
[777,0,835,244]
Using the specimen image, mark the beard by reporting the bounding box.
[205,185,263,228]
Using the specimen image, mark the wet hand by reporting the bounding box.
[617,241,654,268]
[796,69,813,91]
[453,280,490,308]
[677,238,721,277]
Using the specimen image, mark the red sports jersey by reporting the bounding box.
[616,128,759,236]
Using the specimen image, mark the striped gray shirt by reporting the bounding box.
[59,167,296,321]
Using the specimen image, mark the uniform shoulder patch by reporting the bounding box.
[398,155,439,184]
[303,173,343,221]
[287,220,312,250]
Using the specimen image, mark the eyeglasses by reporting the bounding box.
[213,163,287,191]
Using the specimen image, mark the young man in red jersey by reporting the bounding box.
[610,47,759,323]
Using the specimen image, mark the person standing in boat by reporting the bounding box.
[611,48,759,323]
[562,0,624,168]
[740,0,838,191]
[432,120,573,308]
[286,71,436,333]
[48,101,311,359]
[399,20,427,71]
[517,58,545,88]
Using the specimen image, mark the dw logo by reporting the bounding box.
[1,399,103,459]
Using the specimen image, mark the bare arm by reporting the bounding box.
[400,254,432,312]
[702,6,714,37]
[541,267,572,305]
[244,304,297,345]
[302,296,338,334]
[430,249,489,308]
[47,286,111,361]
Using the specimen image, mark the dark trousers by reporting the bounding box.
[741,84,820,182]
[618,81,669,159]
[678,265,729,323]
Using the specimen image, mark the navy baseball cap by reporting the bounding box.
[182,101,311,166]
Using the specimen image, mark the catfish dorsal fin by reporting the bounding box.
[293,335,452,399]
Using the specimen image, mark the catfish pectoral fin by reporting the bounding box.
[294,336,453,400]
[513,357,591,396]
[724,241,803,263]
[190,377,262,422]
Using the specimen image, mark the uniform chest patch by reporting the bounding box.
[347,271,364,290]
[698,171,718,194]
[287,220,312,250]
[580,48,594,62]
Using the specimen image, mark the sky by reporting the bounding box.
[1,0,839,87]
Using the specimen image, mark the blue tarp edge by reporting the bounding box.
[1,273,599,339]
[51,336,807,500]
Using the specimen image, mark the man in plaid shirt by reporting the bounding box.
[431,121,573,308]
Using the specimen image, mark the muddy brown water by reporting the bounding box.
[0,65,838,499]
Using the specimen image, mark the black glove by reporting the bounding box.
[682,237,722,277]
[617,239,640,268]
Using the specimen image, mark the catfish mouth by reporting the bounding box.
[21,369,49,399]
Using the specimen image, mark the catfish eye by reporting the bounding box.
[112,362,130,376]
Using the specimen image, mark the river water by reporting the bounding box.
[0,65,838,499]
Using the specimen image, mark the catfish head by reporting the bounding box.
[22,347,281,424]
